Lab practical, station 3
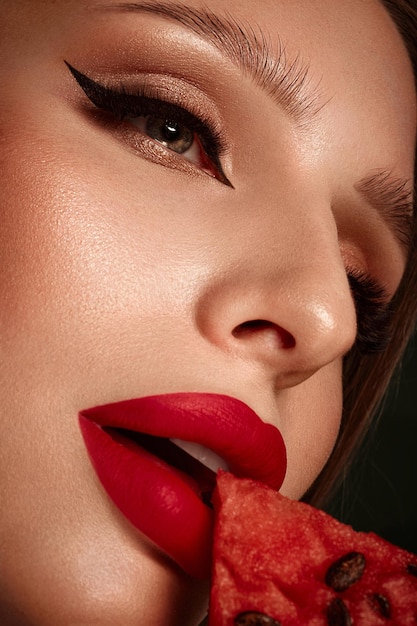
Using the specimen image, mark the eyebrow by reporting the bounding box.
[94,1,326,127]
[355,170,414,254]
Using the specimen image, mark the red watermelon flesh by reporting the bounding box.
[209,472,417,626]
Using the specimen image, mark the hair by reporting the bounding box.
[304,0,417,508]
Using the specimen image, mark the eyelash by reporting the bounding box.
[347,270,393,354]
[65,62,231,186]
[66,62,392,355]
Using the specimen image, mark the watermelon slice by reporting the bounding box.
[209,472,417,626]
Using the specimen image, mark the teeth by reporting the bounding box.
[170,439,230,474]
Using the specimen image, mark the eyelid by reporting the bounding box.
[65,62,232,185]
[65,62,225,132]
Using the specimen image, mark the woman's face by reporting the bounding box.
[0,0,415,623]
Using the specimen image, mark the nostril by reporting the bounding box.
[232,319,296,349]
[232,319,274,334]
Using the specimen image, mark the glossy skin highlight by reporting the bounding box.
[0,0,415,624]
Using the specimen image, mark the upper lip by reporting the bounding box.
[80,392,287,491]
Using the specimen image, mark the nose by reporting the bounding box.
[194,207,357,388]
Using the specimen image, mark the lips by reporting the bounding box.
[79,393,287,578]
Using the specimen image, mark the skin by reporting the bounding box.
[0,0,415,624]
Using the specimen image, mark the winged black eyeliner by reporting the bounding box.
[64,61,232,186]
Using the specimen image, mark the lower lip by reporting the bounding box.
[79,417,213,579]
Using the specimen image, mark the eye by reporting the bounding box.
[129,114,199,161]
[139,116,194,154]
[65,62,232,186]
[347,269,393,354]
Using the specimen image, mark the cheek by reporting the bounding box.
[278,360,343,500]
[0,145,182,380]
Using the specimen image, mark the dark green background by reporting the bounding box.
[326,333,417,554]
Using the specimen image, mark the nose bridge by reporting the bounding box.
[194,193,357,382]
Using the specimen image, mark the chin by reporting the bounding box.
[0,535,209,626]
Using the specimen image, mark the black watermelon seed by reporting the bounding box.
[234,612,282,626]
[326,598,352,626]
[407,563,417,577]
[325,551,366,591]
[368,593,391,619]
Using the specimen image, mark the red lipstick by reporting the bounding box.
[79,393,286,578]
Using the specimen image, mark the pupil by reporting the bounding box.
[145,115,194,153]
[163,121,181,141]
